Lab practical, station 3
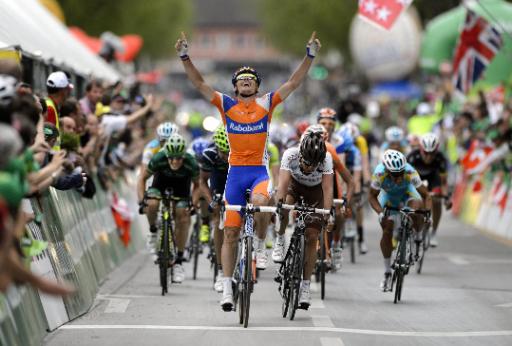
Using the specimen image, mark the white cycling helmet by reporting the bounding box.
[382,149,406,173]
[420,132,439,153]
[385,126,404,142]
[341,122,360,139]
[0,74,17,106]
[156,122,178,141]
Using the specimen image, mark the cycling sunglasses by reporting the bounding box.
[236,73,257,81]
[388,170,404,178]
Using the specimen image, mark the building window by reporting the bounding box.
[234,34,245,48]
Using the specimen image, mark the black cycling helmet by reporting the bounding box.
[231,66,261,86]
[299,132,326,166]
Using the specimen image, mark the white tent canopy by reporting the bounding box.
[0,0,121,82]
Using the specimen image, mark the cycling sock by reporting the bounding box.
[357,226,364,242]
[383,257,391,273]
[223,277,232,295]
[302,279,310,286]
[176,251,184,264]
[276,234,285,244]
[254,237,265,250]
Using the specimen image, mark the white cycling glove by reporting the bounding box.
[177,40,189,60]
[306,40,320,58]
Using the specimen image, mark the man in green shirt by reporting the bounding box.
[138,133,200,283]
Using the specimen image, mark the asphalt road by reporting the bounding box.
[44,210,512,346]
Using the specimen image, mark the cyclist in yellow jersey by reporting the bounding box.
[345,122,371,254]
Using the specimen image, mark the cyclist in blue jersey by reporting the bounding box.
[368,150,431,292]
[381,126,408,154]
[189,136,214,243]
[199,126,230,292]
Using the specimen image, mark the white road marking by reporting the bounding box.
[59,325,512,337]
[320,337,345,346]
[103,299,130,313]
[495,302,512,308]
[447,255,470,265]
[312,315,335,328]
[311,299,325,309]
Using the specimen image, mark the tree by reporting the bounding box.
[58,0,192,57]
[259,0,357,56]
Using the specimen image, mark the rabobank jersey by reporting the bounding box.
[211,91,282,166]
[142,138,162,165]
[371,163,422,197]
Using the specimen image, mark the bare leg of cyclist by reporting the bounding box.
[252,193,270,269]
[379,219,394,291]
[174,208,191,261]
[146,199,159,229]
[332,207,343,269]
[299,228,319,307]
[431,196,442,234]
[272,195,294,263]
[356,205,367,254]
[407,199,425,235]
[221,226,239,309]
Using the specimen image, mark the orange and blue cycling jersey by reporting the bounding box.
[211,91,282,166]
[211,91,282,227]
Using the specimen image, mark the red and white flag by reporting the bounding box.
[358,0,412,30]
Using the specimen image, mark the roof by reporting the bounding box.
[193,0,261,27]
[0,0,120,82]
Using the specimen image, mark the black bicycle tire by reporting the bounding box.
[290,235,304,321]
[320,230,326,300]
[192,225,200,280]
[243,236,252,328]
[394,270,401,303]
[350,238,356,264]
[281,249,293,318]
[160,219,170,295]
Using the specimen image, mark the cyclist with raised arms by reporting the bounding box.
[368,150,431,292]
[199,126,230,292]
[175,31,321,311]
[139,122,179,251]
[407,133,452,247]
[138,133,201,283]
[274,130,333,308]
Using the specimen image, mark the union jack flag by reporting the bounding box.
[452,9,503,94]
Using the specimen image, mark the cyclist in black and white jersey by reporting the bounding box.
[273,130,333,308]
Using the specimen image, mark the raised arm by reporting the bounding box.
[175,32,215,101]
[276,31,321,101]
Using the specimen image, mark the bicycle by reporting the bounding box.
[188,205,200,280]
[208,192,224,288]
[416,194,448,274]
[384,206,429,303]
[313,224,330,300]
[276,199,331,320]
[222,189,276,328]
[140,188,179,296]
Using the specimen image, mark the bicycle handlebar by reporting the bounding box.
[280,203,331,215]
[384,206,430,216]
[224,205,277,213]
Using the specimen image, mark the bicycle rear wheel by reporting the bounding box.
[393,229,407,303]
[243,236,253,328]
[393,270,402,303]
[160,220,170,296]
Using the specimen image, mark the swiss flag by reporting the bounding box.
[358,0,412,30]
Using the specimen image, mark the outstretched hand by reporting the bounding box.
[175,31,189,58]
[306,31,321,58]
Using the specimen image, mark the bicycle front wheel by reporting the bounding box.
[290,236,304,321]
[192,225,200,280]
[243,236,253,328]
[160,220,170,295]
